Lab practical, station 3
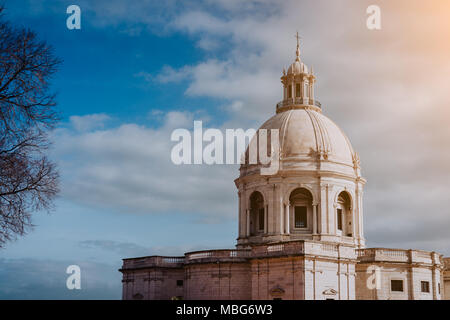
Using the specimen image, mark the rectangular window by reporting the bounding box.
[421,281,430,293]
[258,208,265,231]
[296,83,301,97]
[391,280,403,292]
[294,206,307,228]
[176,280,183,287]
[288,85,292,98]
[337,209,343,231]
[439,283,441,294]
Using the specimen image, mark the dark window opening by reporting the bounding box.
[337,209,343,231]
[250,191,264,236]
[294,206,307,228]
[421,281,430,293]
[288,86,292,98]
[258,208,265,231]
[176,280,184,287]
[391,280,403,292]
[296,83,301,97]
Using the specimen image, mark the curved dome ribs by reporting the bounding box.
[279,110,293,158]
[306,109,332,160]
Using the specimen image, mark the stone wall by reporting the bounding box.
[122,268,184,300]
[304,258,355,300]
[185,261,251,300]
[355,249,443,300]
[444,258,450,300]
[250,256,305,300]
[119,244,446,300]
[120,256,184,300]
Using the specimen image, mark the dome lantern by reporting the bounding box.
[278,34,320,113]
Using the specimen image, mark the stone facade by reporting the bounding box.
[120,240,359,300]
[120,245,447,300]
[119,38,449,300]
[355,249,444,300]
[444,258,450,300]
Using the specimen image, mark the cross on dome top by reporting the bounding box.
[295,32,301,61]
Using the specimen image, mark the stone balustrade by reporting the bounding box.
[122,240,362,270]
[121,256,185,270]
[185,249,251,263]
[252,241,305,257]
[124,243,446,271]
[276,98,321,110]
[356,248,442,265]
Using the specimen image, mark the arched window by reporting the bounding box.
[250,191,265,236]
[289,188,313,231]
[336,191,352,237]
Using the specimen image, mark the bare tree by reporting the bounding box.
[0,7,60,247]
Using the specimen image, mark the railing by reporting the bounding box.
[356,248,434,264]
[252,241,305,257]
[276,98,321,110]
[321,243,338,253]
[162,257,185,264]
[267,244,284,252]
[122,256,185,269]
[185,249,251,261]
[357,248,408,261]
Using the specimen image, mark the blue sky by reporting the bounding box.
[1,0,450,299]
[1,0,239,299]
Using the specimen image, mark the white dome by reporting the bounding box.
[241,107,359,176]
[287,60,308,75]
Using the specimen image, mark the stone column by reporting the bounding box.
[351,206,355,238]
[272,184,282,235]
[358,187,364,240]
[238,191,244,238]
[264,205,268,234]
[328,186,335,235]
[408,250,416,300]
[320,184,328,234]
[285,204,290,234]
[246,209,250,237]
[312,203,318,235]
[278,197,283,235]
[431,259,437,300]
[300,77,305,101]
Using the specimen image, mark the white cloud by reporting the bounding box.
[155,65,192,83]
[53,111,238,220]
[69,113,111,132]
[135,66,192,84]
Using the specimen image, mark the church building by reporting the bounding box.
[120,38,450,300]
